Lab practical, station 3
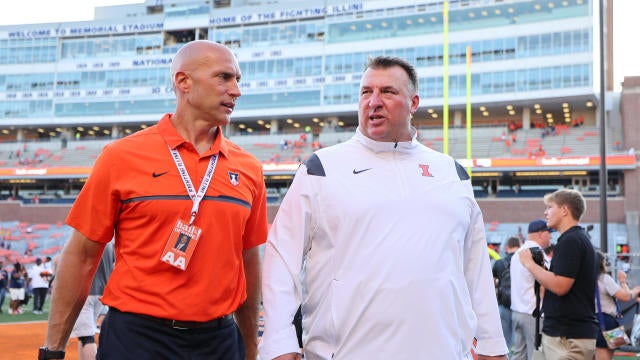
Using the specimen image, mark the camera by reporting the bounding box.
[531,247,545,267]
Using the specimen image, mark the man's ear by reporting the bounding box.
[174,71,190,92]
[410,93,419,113]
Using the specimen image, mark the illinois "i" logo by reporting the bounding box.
[228,171,239,186]
[418,164,433,177]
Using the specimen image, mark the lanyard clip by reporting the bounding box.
[189,211,196,226]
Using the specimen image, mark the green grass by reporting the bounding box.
[0,293,50,323]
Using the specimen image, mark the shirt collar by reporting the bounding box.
[524,240,542,248]
[353,126,419,153]
[157,114,229,158]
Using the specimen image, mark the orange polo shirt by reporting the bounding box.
[66,114,268,321]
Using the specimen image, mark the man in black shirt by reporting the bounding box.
[519,189,597,360]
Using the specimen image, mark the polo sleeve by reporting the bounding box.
[66,144,120,244]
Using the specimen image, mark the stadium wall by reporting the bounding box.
[477,198,626,224]
[0,198,627,228]
[0,201,71,224]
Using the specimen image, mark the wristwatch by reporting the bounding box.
[38,347,65,360]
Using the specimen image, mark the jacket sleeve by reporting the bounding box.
[464,194,509,356]
[259,165,313,359]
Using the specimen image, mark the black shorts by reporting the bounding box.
[97,308,245,360]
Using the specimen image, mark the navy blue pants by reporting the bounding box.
[32,287,48,311]
[97,308,245,360]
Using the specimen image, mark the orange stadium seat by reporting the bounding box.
[22,233,41,239]
[40,245,63,255]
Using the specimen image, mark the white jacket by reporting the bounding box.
[260,129,507,359]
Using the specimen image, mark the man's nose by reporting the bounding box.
[368,92,382,109]
[229,79,241,98]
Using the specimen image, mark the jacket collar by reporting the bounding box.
[353,126,419,154]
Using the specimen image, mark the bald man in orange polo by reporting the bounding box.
[41,41,268,360]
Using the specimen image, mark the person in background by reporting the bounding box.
[544,244,555,259]
[594,250,640,360]
[0,260,8,313]
[28,257,50,314]
[519,189,598,360]
[510,219,553,360]
[70,242,115,360]
[492,236,521,351]
[9,262,26,315]
[43,256,54,272]
[259,56,508,360]
[43,256,55,289]
[516,226,525,243]
[41,40,268,360]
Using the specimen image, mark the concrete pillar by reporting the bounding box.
[453,110,463,128]
[59,128,71,149]
[522,107,531,129]
[325,116,338,132]
[16,129,24,142]
[270,119,279,135]
[111,125,120,138]
[58,127,71,139]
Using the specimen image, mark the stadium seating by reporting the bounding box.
[1,220,627,272]
[0,220,72,266]
[0,125,621,172]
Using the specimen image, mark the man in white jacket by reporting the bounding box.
[259,56,508,360]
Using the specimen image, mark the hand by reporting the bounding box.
[518,248,534,268]
[273,353,301,360]
[617,270,627,284]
